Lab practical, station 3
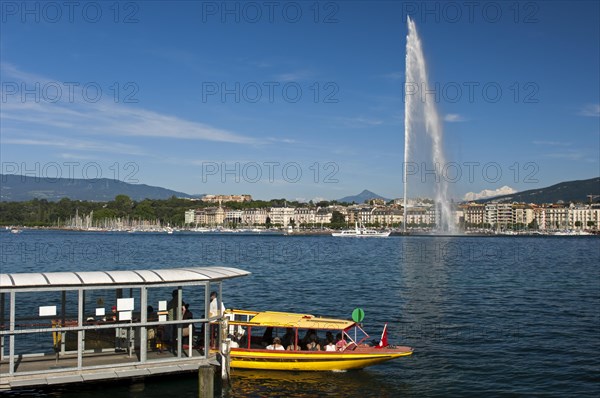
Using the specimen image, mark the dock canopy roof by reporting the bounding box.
[241,311,356,330]
[0,266,250,290]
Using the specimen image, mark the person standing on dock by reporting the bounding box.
[209,291,225,318]
[209,291,225,348]
[166,290,179,349]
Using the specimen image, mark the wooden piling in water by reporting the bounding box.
[198,364,214,397]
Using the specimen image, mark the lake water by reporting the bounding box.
[1,231,599,397]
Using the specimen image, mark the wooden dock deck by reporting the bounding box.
[0,349,218,391]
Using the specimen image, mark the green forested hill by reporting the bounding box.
[477,177,600,204]
[1,174,197,202]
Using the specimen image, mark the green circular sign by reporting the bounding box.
[352,308,365,323]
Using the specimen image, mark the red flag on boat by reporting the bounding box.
[375,323,388,348]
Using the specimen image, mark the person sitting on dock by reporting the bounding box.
[182,303,194,338]
[266,337,285,350]
[146,306,158,350]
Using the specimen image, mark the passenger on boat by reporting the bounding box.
[286,342,300,351]
[300,329,316,349]
[261,327,274,348]
[324,335,336,351]
[266,337,285,350]
[237,331,248,348]
[305,334,321,351]
[281,328,295,349]
[335,333,347,351]
[228,334,239,348]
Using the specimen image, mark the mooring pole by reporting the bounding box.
[221,326,230,383]
[198,364,214,398]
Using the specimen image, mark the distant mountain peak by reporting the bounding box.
[337,189,390,204]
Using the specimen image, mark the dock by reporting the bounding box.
[0,266,250,391]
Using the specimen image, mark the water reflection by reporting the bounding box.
[227,369,411,398]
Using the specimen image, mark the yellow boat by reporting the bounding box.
[225,309,413,371]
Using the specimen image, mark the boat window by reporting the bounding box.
[244,327,292,349]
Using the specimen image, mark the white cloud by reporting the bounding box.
[444,113,466,122]
[2,135,146,155]
[1,64,257,145]
[579,103,600,117]
[532,140,571,146]
[544,152,586,161]
[463,186,516,201]
[335,116,384,127]
[274,70,313,82]
[382,71,403,80]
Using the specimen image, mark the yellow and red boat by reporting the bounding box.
[224,309,413,371]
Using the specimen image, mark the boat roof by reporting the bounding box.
[237,311,356,330]
[0,266,250,289]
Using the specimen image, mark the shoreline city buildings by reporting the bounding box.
[183,195,600,232]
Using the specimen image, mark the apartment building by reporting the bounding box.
[202,194,252,203]
[269,207,295,227]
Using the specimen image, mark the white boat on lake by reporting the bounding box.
[331,222,390,237]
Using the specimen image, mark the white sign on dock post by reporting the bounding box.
[117,298,134,311]
[39,306,57,316]
[158,300,167,322]
[119,311,133,321]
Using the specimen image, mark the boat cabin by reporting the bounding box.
[227,310,369,351]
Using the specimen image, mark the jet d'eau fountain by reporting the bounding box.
[403,16,457,234]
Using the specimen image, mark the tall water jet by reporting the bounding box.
[403,17,457,234]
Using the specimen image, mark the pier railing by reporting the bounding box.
[0,267,250,386]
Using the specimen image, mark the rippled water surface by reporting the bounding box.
[1,231,599,397]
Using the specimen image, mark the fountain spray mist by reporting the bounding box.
[403,17,457,233]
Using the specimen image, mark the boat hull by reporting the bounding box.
[331,233,390,237]
[230,346,412,371]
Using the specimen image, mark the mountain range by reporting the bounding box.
[475,177,599,204]
[0,174,199,202]
[1,174,597,204]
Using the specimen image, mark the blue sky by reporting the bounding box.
[1,1,598,201]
